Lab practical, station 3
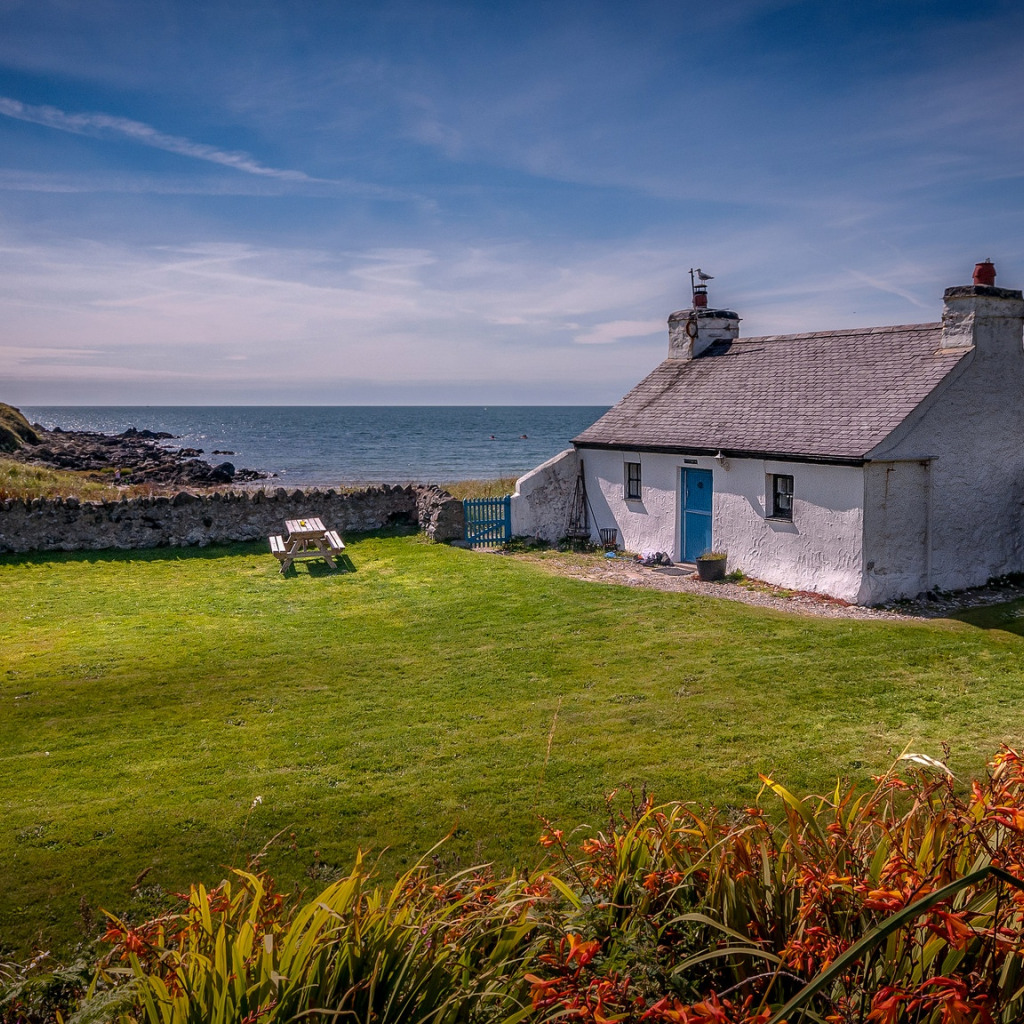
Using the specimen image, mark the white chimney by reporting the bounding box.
[668,309,741,359]
[667,278,739,360]
[940,261,1024,354]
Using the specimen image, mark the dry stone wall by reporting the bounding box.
[0,484,465,554]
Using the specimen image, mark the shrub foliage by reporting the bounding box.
[7,749,1024,1023]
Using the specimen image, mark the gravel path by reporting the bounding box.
[506,551,1024,621]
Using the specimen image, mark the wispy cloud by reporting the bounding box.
[0,344,108,363]
[846,270,932,310]
[0,165,430,206]
[0,167,316,196]
[0,96,320,181]
[0,224,1004,405]
[574,319,664,345]
[0,234,684,399]
[0,104,432,204]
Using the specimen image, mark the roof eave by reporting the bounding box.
[572,440,867,468]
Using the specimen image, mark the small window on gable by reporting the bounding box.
[625,461,642,500]
[769,474,794,521]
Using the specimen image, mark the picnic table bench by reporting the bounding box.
[269,516,346,573]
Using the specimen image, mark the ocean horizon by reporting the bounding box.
[22,406,608,487]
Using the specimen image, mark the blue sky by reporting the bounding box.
[2,0,1022,405]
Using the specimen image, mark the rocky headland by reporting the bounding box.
[0,403,266,486]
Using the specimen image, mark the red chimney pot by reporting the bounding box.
[973,260,996,286]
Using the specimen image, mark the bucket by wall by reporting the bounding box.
[695,553,727,582]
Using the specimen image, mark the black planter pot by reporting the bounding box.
[695,556,727,582]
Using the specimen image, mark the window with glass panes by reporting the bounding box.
[769,474,794,520]
[625,462,642,500]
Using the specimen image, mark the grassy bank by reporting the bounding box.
[0,457,129,502]
[2,534,1024,955]
[0,455,518,502]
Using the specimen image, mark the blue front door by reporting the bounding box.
[681,468,713,562]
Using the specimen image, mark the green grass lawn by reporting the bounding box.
[3,532,1024,956]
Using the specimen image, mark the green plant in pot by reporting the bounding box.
[695,550,728,581]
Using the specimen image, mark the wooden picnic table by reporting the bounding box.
[269,516,346,573]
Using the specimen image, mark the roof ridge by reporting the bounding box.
[740,322,941,344]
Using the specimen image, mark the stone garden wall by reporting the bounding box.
[0,484,465,554]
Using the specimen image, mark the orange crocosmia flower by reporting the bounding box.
[566,932,601,965]
[867,986,909,1024]
[927,910,975,948]
[522,973,560,1006]
[643,872,661,894]
[240,1006,279,1024]
[685,992,734,1023]
[538,829,564,847]
[641,996,691,1021]
[206,890,231,914]
[859,886,908,912]
[122,929,148,954]
[823,872,853,887]
[592,1004,624,1024]
[987,805,1024,831]
[908,976,980,1024]
[581,838,605,854]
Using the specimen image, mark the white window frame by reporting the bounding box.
[768,473,794,521]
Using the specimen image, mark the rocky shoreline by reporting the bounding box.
[6,414,267,487]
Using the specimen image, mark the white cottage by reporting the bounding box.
[511,262,1024,604]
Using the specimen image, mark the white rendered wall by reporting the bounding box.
[867,294,1024,598]
[715,460,865,601]
[580,448,682,556]
[860,461,931,604]
[510,448,579,542]
[580,449,866,601]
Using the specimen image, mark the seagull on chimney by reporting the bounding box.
[696,268,714,282]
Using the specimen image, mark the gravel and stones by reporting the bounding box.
[507,550,1024,621]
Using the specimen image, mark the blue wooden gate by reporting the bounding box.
[463,496,512,547]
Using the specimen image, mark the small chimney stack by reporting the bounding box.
[668,267,740,359]
[941,260,1024,354]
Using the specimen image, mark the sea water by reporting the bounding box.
[22,406,608,487]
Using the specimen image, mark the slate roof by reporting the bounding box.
[573,322,969,462]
